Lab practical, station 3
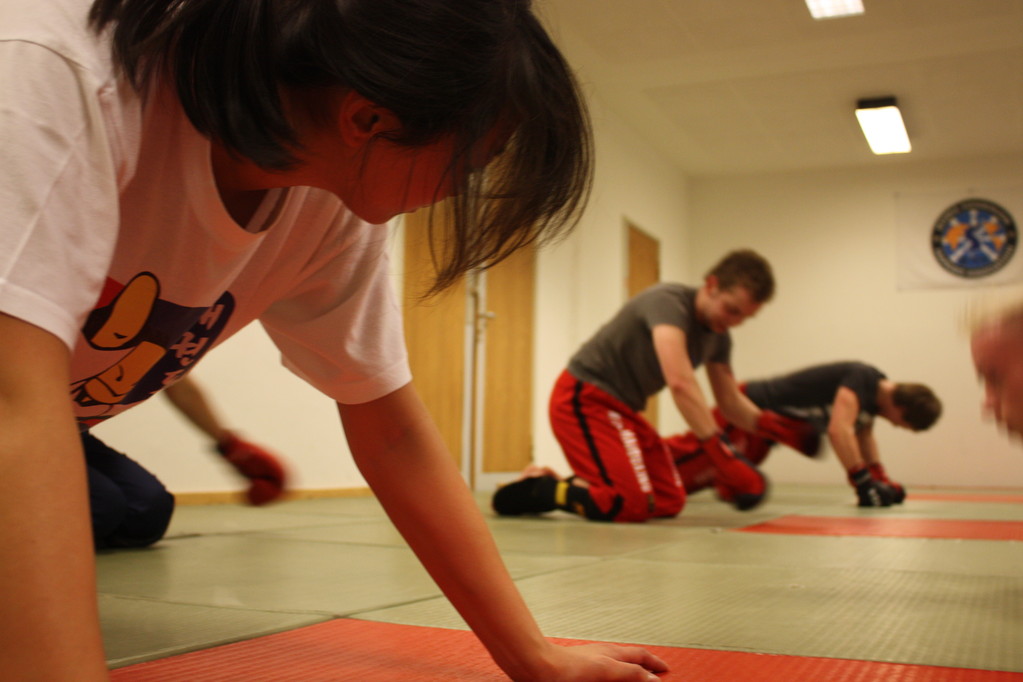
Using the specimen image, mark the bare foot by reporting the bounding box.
[519,464,562,480]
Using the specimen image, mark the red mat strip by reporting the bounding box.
[911,493,1023,504]
[110,619,1023,681]
[739,515,1023,540]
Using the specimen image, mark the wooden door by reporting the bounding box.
[480,244,536,475]
[402,206,536,484]
[626,223,661,426]
[402,206,466,469]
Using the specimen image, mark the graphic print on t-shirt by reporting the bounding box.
[72,272,234,427]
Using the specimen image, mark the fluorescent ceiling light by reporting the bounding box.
[855,97,911,155]
[806,0,864,19]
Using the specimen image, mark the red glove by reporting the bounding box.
[702,433,768,511]
[216,432,288,506]
[756,411,821,458]
[868,463,906,504]
[721,423,775,466]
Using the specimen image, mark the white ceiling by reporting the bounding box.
[541,0,1023,177]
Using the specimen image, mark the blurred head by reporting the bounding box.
[696,250,774,333]
[972,313,1023,438]
[92,0,592,292]
[890,383,942,431]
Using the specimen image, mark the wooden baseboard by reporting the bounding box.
[173,487,373,506]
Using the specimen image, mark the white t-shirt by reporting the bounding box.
[0,0,411,426]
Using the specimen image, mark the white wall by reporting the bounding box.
[689,154,1023,489]
[93,109,1023,495]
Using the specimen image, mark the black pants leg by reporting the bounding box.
[82,431,175,549]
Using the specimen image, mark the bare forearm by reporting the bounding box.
[715,391,760,432]
[338,386,667,681]
[0,427,107,680]
[669,380,718,439]
[828,426,863,470]
[164,378,229,442]
[653,325,718,439]
[338,389,553,679]
[857,431,881,466]
[364,455,549,675]
[828,388,865,472]
[0,319,107,680]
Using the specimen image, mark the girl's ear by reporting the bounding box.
[336,90,403,148]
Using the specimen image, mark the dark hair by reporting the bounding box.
[706,249,775,303]
[894,383,942,431]
[89,0,592,293]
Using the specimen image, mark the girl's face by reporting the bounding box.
[279,92,461,224]
[346,120,511,224]
[342,135,460,224]
[288,92,508,225]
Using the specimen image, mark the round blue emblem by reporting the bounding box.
[931,198,1017,278]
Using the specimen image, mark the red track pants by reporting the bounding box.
[549,370,685,522]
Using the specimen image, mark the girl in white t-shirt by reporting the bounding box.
[0,0,668,679]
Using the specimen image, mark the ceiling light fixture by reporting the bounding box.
[855,97,912,155]
[805,0,864,19]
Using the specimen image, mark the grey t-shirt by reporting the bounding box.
[567,283,731,411]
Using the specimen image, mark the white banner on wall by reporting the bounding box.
[895,186,1023,291]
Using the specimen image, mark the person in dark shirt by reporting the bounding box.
[669,362,942,507]
[87,375,288,549]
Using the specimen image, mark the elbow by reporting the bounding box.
[667,378,699,405]
[827,424,848,443]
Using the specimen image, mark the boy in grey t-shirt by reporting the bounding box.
[493,250,815,521]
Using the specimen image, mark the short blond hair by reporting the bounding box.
[965,287,1023,334]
